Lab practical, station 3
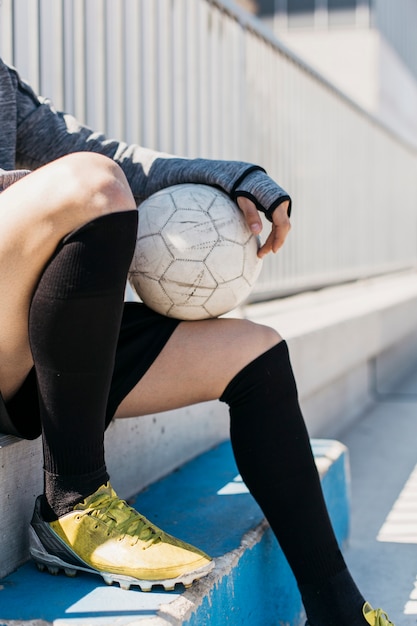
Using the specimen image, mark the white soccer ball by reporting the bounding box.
[128,183,263,320]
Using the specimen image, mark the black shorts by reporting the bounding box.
[0,302,180,441]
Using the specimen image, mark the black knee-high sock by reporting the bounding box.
[220,341,366,626]
[29,210,138,520]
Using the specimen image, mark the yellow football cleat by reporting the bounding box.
[29,482,214,591]
[305,601,395,626]
[363,602,395,626]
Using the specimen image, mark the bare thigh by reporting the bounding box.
[115,317,282,417]
[0,153,136,399]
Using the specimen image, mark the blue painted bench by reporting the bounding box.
[0,438,350,626]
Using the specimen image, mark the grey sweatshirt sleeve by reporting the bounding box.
[14,65,290,219]
[0,167,31,192]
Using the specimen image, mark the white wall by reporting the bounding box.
[278,26,417,149]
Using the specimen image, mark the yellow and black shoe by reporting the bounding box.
[305,602,395,626]
[362,602,395,626]
[29,482,214,591]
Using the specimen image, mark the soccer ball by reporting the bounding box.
[128,183,263,320]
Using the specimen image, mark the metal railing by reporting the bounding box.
[1,0,416,300]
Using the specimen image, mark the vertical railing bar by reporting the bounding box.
[1,0,416,300]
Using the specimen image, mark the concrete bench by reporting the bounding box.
[0,438,349,626]
[1,269,417,582]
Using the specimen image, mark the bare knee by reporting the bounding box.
[11,152,137,243]
[240,320,282,360]
[205,317,282,381]
[0,152,138,278]
[50,152,136,223]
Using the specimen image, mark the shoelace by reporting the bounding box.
[77,491,163,546]
[370,609,394,626]
[306,608,394,626]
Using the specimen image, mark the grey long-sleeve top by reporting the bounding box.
[0,58,291,218]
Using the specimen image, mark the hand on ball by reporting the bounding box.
[237,197,291,259]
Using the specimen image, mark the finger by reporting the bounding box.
[257,230,275,258]
[236,196,263,235]
[278,199,291,219]
[272,223,289,252]
[271,204,291,250]
[258,220,291,258]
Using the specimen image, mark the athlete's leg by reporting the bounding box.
[27,237,214,589]
[114,319,378,626]
[29,210,138,518]
[115,317,279,417]
[0,152,135,401]
[0,153,154,558]
[7,159,213,590]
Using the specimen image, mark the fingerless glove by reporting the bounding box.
[145,158,291,221]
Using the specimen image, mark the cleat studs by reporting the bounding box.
[36,562,46,572]
[164,585,175,592]
[64,568,77,578]
[119,581,131,591]
[183,583,193,589]
[47,566,60,576]
[101,575,114,586]
[140,583,152,592]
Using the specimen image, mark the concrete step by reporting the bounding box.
[0,402,230,580]
[0,438,349,626]
[2,270,417,579]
